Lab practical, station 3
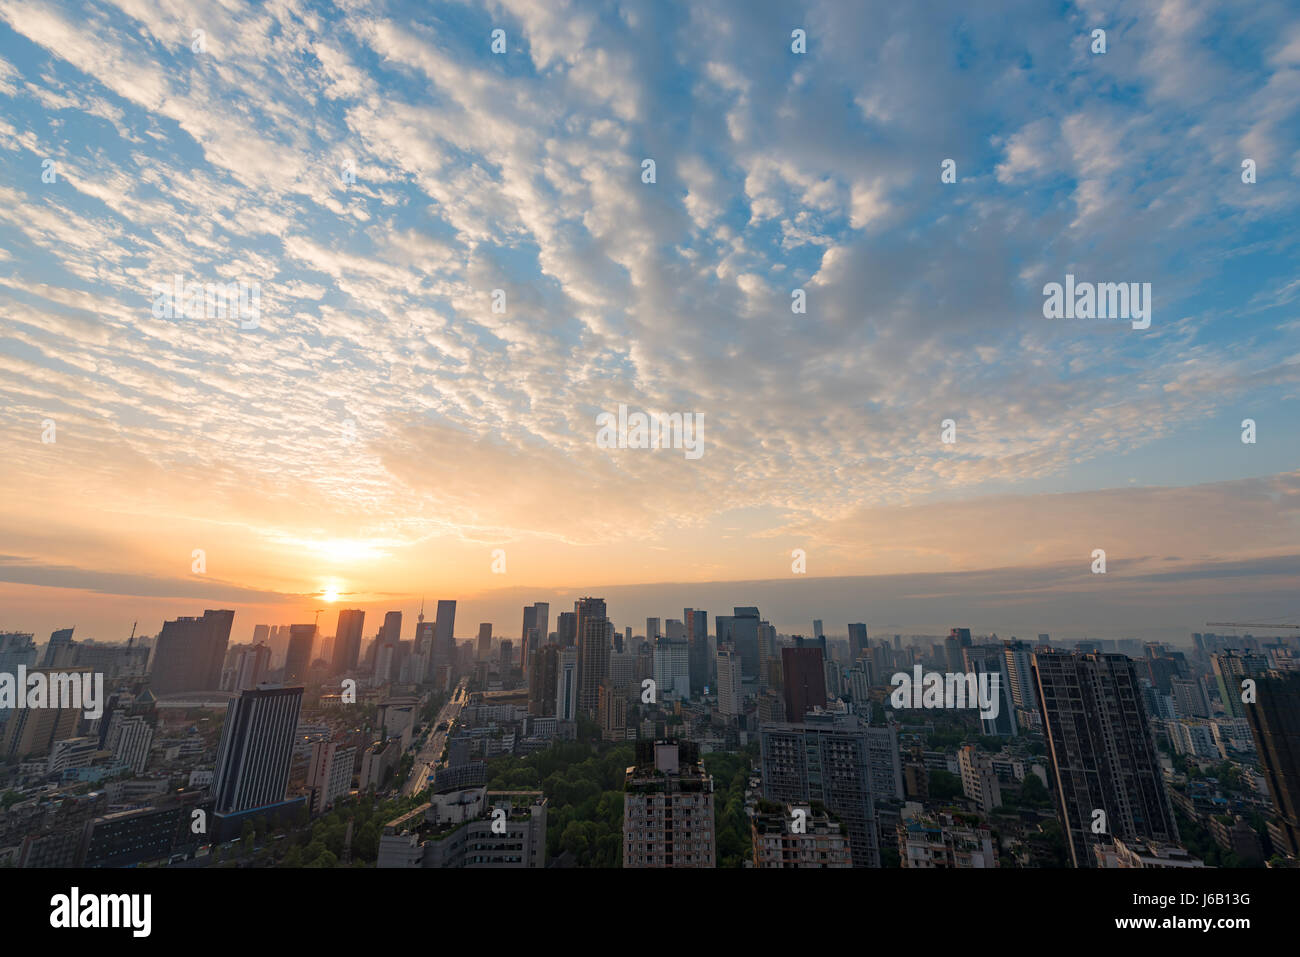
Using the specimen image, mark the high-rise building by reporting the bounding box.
[1002,639,1037,712]
[40,627,75,667]
[520,604,538,670]
[1,667,87,758]
[332,609,365,675]
[1243,670,1300,858]
[646,618,660,643]
[1170,676,1211,719]
[499,640,513,670]
[847,623,869,661]
[623,740,715,868]
[519,602,547,673]
[1033,650,1179,867]
[717,648,743,718]
[760,711,880,867]
[730,607,761,680]
[598,679,626,742]
[813,620,824,640]
[476,623,492,661]
[233,643,271,691]
[529,644,559,717]
[283,624,316,686]
[557,612,577,648]
[555,647,578,722]
[958,744,1002,814]
[434,600,456,675]
[653,638,691,700]
[0,632,36,727]
[685,608,709,696]
[306,740,356,815]
[106,711,154,775]
[149,610,235,696]
[944,636,963,673]
[782,639,828,721]
[576,597,609,718]
[963,645,1017,737]
[1213,650,1271,719]
[211,685,302,817]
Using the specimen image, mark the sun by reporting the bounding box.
[322,584,340,603]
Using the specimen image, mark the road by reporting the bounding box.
[401,679,468,797]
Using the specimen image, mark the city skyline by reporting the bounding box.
[1,0,1299,641]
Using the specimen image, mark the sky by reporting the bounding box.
[0,0,1298,645]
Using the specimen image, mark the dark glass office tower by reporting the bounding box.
[575,597,609,717]
[331,608,365,674]
[1244,670,1300,858]
[283,624,316,685]
[1033,650,1179,867]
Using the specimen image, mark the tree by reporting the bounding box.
[929,769,963,801]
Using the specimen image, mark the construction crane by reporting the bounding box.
[1205,621,1300,630]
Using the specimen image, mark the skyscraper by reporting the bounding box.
[331,609,365,675]
[576,597,610,717]
[847,623,869,661]
[963,645,1017,737]
[1002,639,1037,712]
[476,623,492,661]
[555,647,578,722]
[1213,650,1270,719]
[653,638,690,700]
[149,609,235,696]
[557,611,577,648]
[782,639,827,721]
[283,624,316,686]
[434,600,457,675]
[211,684,303,817]
[730,607,761,680]
[529,643,559,717]
[40,627,74,667]
[685,608,709,696]
[1033,650,1179,867]
[717,648,742,717]
[234,643,271,691]
[1243,670,1300,858]
[520,602,547,672]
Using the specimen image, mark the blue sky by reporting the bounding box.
[0,0,1298,642]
